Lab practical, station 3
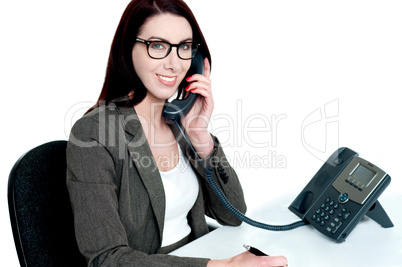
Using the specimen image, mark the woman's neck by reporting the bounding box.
[134,95,177,155]
[134,95,166,130]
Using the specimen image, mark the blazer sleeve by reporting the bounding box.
[66,116,210,267]
[183,134,247,226]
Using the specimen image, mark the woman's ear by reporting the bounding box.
[128,90,135,100]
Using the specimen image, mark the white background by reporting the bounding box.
[1,0,401,266]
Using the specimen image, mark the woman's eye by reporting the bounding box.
[179,43,191,51]
[150,42,167,50]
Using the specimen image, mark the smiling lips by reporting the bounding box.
[157,74,177,86]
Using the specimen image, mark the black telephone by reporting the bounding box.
[289,147,393,242]
[161,51,393,242]
[162,51,204,123]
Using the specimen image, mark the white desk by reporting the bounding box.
[171,193,402,267]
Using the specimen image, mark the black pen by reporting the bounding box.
[243,244,269,256]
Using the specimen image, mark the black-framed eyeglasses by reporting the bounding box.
[135,37,200,60]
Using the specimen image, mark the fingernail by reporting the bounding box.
[186,76,192,81]
[185,85,191,91]
[190,88,196,92]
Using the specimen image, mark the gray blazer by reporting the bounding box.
[66,103,247,267]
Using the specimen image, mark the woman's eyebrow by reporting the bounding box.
[148,36,193,43]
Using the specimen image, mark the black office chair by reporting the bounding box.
[8,140,86,267]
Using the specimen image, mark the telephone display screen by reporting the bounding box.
[351,164,376,186]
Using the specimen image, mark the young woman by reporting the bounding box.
[66,0,287,266]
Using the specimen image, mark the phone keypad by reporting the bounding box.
[310,197,351,234]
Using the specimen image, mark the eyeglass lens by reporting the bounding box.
[148,41,196,59]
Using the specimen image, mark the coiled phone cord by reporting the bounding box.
[174,120,306,231]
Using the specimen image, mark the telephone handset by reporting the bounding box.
[289,147,393,242]
[162,51,204,123]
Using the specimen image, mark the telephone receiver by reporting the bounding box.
[162,51,204,123]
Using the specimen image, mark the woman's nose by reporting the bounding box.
[164,47,181,71]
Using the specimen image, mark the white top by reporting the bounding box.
[159,144,199,247]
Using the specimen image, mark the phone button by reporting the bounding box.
[339,193,349,203]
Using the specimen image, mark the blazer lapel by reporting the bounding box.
[114,105,166,241]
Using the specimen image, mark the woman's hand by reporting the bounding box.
[207,251,288,267]
[181,57,214,158]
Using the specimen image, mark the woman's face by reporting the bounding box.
[132,13,192,102]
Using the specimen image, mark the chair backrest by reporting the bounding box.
[8,140,86,267]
